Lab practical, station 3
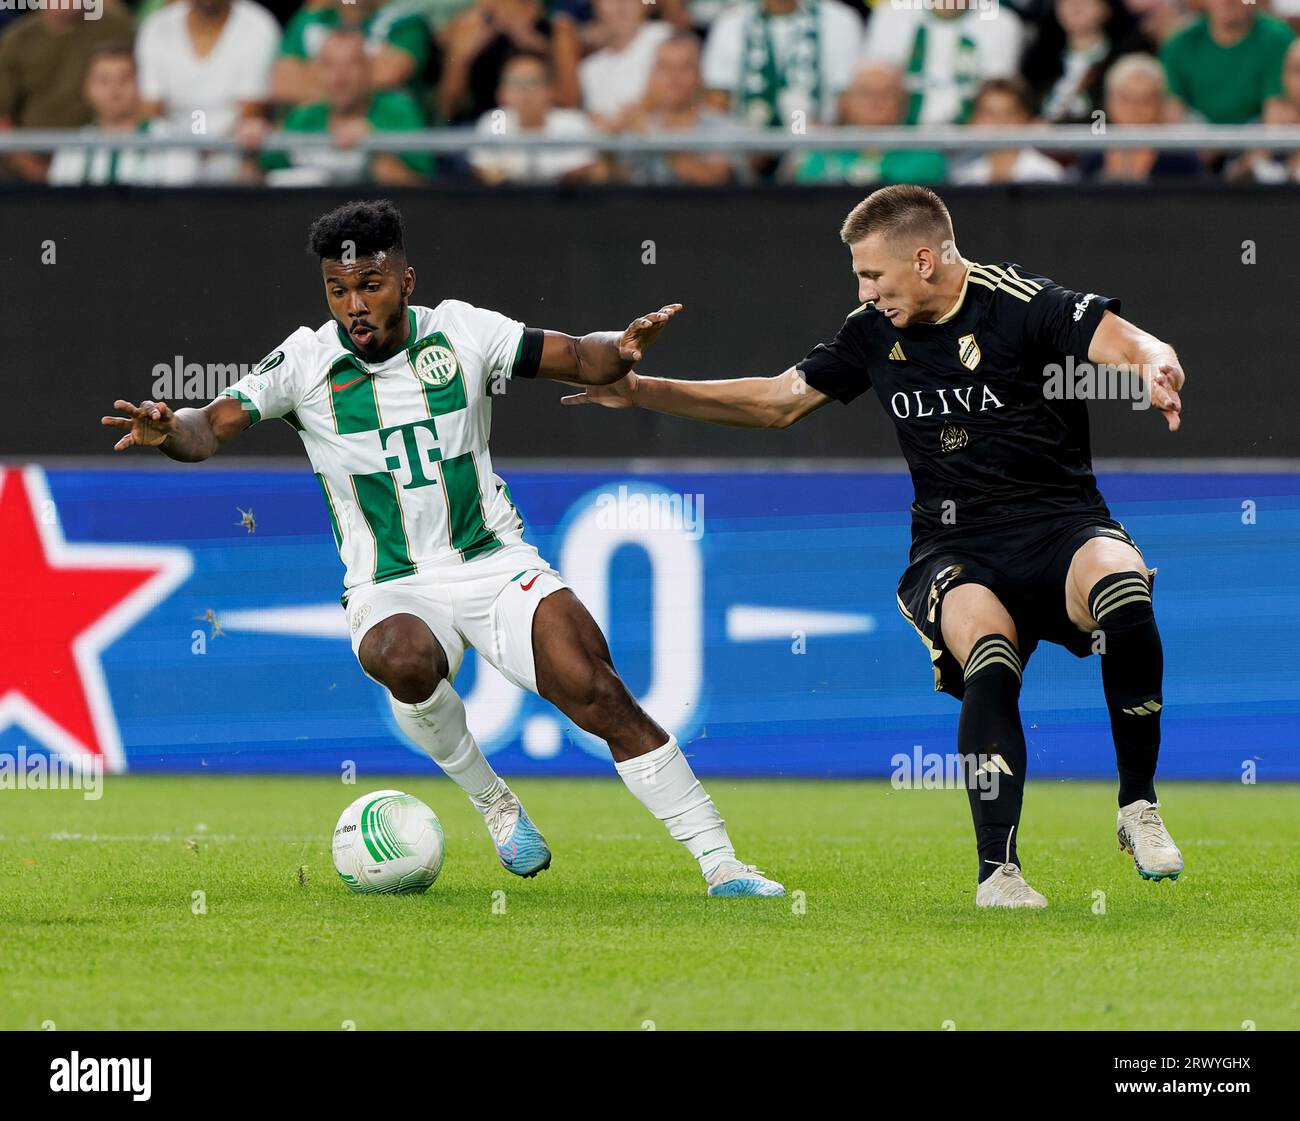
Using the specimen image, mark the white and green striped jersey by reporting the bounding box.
[220,301,539,599]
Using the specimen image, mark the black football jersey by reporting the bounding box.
[797,261,1119,554]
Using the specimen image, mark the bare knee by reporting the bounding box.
[1066,538,1148,631]
[941,584,1018,667]
[358,615,447,703]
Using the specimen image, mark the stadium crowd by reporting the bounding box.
[1,0,1298,186]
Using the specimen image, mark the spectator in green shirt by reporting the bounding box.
[260,29,434,185]
[785,61,946,186]
[1160,0,1295,123]
[273,0,434,107]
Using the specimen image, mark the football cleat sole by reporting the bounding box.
[514,854,552,879]
[707,878,786,898]
[1120,842,1182,882]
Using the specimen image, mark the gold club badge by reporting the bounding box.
[940,424,969,454]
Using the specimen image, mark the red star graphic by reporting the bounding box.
[0,468,191,770]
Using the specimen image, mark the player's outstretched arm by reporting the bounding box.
[100,396,252,462]
[535,304,684,386]
[1088,310,1185,432]
[562,365,833,429]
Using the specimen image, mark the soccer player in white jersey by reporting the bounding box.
[102,199,783,898]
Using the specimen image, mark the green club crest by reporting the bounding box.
[413,343,459,388]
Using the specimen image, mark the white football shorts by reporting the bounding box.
[345,542,567,694]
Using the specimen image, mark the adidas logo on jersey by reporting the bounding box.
[888,342,906,362]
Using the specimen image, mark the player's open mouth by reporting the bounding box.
[351,325,375,344]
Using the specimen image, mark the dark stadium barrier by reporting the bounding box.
[4,184,1299,461]
[5,463,1296,778]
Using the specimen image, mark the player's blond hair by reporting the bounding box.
[839,185,954,251]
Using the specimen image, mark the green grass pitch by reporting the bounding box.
[1,776,1296,1030]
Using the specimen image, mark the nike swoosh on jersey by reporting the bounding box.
[331,375,368,392]
[520,574,541,591]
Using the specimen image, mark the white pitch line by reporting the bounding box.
[0,833,324,843]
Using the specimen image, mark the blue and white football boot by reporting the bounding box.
[1117,799,1183,881]
[706,860,786,898]
[485,792,551,878]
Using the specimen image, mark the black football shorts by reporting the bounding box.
[896,513,1156,699]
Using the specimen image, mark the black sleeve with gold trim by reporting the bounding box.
[795,307,873,404]
[981,265,1120,359]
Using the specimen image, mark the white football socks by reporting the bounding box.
[389,681,508,814]
[394,689,735,878]
[614,736,736,879]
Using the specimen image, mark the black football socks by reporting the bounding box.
[959,634,1028,882]
[1089,571,1163,808]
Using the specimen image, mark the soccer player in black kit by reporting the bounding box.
[567,185,1187,908]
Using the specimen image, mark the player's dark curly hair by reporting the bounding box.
[307,199,405,261]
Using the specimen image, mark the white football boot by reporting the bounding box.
[1117,799,1183,881]
[484,792,551,878]
[975,863,1049,909]
[706,860,786,897]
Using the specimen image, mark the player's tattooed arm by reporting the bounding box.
[101,397,252,462]
[1087,310,1185,432]
[535,304,684,385]
[563,365,833,429]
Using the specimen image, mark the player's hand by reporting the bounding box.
[1148,362,1183,432]
[101,399,176,451]
[561,372,639,409]
[618,304,683,364]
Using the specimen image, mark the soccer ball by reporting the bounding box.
[332,790,445,895]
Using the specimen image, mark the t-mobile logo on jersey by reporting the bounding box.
[378,418,443,490]
[888,385,1005,420]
